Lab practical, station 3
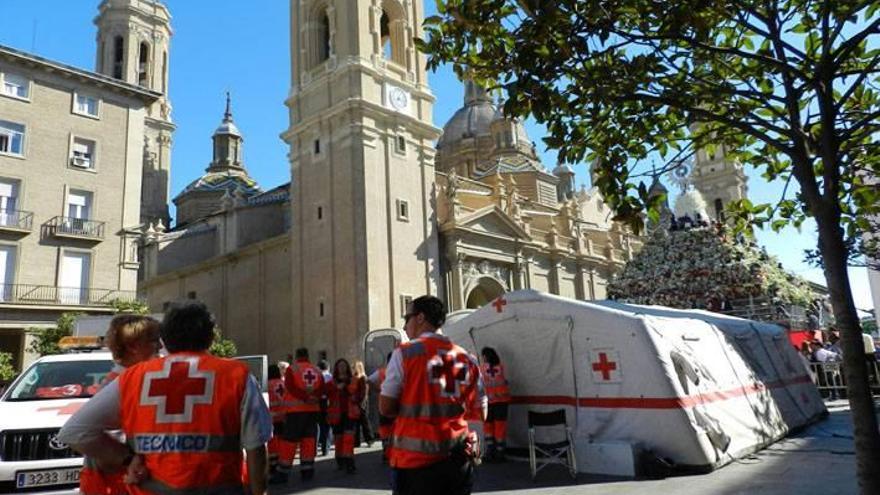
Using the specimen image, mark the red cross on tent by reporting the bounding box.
[37,402,82,416]
[142,357,214,423]
[492,297,507,313]
[429,351,468,398]
[302,369,318,388]
[590,349,621,383]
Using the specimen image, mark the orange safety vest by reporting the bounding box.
[283,359,324,413]
[119,352,248,495]
[326,378,363,425]
[80,368,126,495]
[267,377,288,422]
[481,363,511,404]
[389,335,480,469]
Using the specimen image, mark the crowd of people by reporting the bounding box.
[58,296,512,495]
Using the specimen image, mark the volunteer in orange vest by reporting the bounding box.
[380,295,487,495]
[326,358,364,473]
[59,301,273,495]
[480,346,511,462]
[266,363,291,484]
[367,352,394,463]
[279,347,324,482]
[79,315,161,495]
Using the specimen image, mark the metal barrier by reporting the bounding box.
[807,361,880,399]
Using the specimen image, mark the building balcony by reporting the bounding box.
[0,209,34,233]
[46,216,105,240]
[0,284,139,307]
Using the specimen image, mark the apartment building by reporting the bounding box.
[0,45,159,370]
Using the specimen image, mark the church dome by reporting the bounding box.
[175,169,261,200]
[437,80,500,148]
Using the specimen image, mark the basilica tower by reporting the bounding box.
[95,0,175,227]
[690,144,748,221]
[283,0,442,357]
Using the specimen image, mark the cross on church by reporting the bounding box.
[430,352,468,397]
[591,352,617,381]
[492,297,507,313]
[37,403,82,416]
[148,361,208,415]
[302,369,318,388]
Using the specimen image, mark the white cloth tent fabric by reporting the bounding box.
[443,290,827,475]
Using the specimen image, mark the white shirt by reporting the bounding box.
[812,347,840,363]
[59,360,272,451]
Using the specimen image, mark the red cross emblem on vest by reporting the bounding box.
[590,350,620,382]
[302,368,318,388]
[141,356,215,423]
[429,350,468,398]
[492,297,507,313]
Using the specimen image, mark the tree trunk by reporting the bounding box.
[816,212,880,495]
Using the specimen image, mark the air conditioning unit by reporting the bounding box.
[70,156,91,168]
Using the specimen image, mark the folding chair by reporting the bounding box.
[527,409,577,480]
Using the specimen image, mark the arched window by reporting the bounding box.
[714,198,724,220]
[318,13,330,63]
[381,13,392,60]
[138,42,150,86]
[380,1,407,66]
[161,51,168,94]
[305,3,331,70]
[113,36,124,79]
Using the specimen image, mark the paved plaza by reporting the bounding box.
[270,400,866,495]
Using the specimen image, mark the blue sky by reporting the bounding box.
[0,0,873,311]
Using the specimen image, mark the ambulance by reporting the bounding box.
[0,336,268,493]
[0,337,112,493]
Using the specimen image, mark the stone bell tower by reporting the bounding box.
[690,143,748,221]
[95,0,175,228]
[283,0,442,358]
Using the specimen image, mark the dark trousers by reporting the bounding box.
[317,411,330,454]
[392,456,474,495]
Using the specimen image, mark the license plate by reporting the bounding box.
[15,467,80,488]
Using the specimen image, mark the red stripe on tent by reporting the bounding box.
[510,375,814,410]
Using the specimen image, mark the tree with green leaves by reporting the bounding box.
[0,352,16,384]
[27,312,80,357]
[418,1,880,490]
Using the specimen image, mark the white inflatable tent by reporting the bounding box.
[443,290,827,476]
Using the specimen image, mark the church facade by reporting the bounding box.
[140,0,745,361]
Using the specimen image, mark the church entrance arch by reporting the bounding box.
[465,277,506,309]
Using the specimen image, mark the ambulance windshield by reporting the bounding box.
[4,359,114,401]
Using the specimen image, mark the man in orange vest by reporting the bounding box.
[59,301,272,495]
[480,346,511,462]
[279,347,324,482]
[368,352,394,463]
[266,363,289,483]
[380,295,487,495]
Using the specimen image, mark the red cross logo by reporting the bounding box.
[141,356,215,423]
[37,402,82,416]
[429,350,468,398]
[591,352,618,381]
[492,297,507,313]
[302,368,318,388]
